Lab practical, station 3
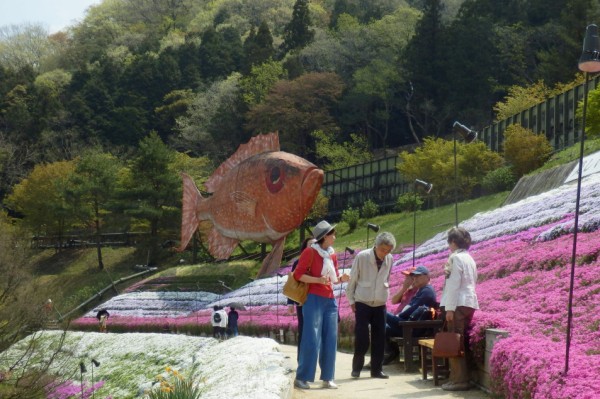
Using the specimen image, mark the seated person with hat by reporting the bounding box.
[383,265,437,365]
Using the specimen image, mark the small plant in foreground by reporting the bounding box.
[145,366,204,399]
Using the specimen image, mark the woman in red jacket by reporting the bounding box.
[293,221,350,390]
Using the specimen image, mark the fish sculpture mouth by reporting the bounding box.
[302,166,325,206]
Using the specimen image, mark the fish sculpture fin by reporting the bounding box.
[204,132,280,192]
[256,237,286,278]
[177,173,204,252]
[208,227,239,259]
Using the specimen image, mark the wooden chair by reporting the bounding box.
[418,338,450,385]
[389,319,444,372]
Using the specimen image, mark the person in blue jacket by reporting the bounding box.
[383,265,437,364]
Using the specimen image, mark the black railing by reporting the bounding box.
[31,232,151,249]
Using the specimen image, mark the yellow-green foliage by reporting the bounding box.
[494,77,583,122]
[6,160,77,234]
[307,191,329,221]
[577,84,600,138]
[311,130,373,171]
[503,124,553,177]
[398,138,503,202]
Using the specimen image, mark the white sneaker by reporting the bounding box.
[322,380,338,389]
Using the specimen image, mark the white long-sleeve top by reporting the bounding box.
[345,248,392,307]
[440,249,479,311]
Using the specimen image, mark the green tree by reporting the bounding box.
[120,132,180,241]
[243,21,275,73]
[402,0,443,140]
[239,60,286,107]
[311,130,372,170]
[503,124,553,177]
[245,72,344,157]
[280,0,315,55]
[0,212,70,399]
[493,79,582,122]
[71,150,122,269]
[199,27,243,80]
[0,23,56,71]
[5,160,78,246]
[398,137,502,202]
[351,58,402,148]
[175,73,245,159]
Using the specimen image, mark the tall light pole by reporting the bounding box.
[413,179,433,268]
[79,362,87,399]
[247,278,255,323]
[91,359,100,399]
[565,23,600,375]
[452,121,478,226]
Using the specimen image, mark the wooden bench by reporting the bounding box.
[418,338,449,385]
[389,319,444,372]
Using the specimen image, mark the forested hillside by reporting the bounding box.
[1,0,598,195]
[1,0,599,261]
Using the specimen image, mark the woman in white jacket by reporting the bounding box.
[440,227,479,391]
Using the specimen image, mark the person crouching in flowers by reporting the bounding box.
[293,221,350,390]
[440,226,479,391]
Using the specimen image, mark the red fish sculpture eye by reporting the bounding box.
[266,165,285,193]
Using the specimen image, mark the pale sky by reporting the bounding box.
[0,0,102,33]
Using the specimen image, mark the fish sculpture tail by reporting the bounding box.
[177,173,205,252]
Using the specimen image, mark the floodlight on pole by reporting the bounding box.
[413,179,433,268]
[366,223,380,248]
[565,23,600,376]
[452,121,478,226]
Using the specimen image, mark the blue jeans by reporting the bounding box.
[296,294,338,382]
[385,312,405,338]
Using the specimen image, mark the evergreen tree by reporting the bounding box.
[243,22,275,74]
[199,27,243,80]
[402,0,446,139]
[280,0,315,55]
[71,150,122,270]
[121,132,180,238]
[254,21,275,64]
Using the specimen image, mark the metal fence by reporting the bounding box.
[31,232,150,249]
[480,75,600,152]
[322,156,412,217]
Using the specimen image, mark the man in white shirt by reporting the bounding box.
[346,232,396,379]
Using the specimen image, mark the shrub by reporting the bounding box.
[307,191,329,221]
[503,124,553,177]
[341,207,360,231]
[395,192,423,213]
[361,199,379,218]
[399,137,503,203]
[482,166,516,193]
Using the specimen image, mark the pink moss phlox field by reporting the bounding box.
[70,174,600,398]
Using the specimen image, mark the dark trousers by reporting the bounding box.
[447,306,475,383]
[296,305,304,360]
[352,302,386,374]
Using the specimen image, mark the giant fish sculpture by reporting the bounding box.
[178,132,324,277]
